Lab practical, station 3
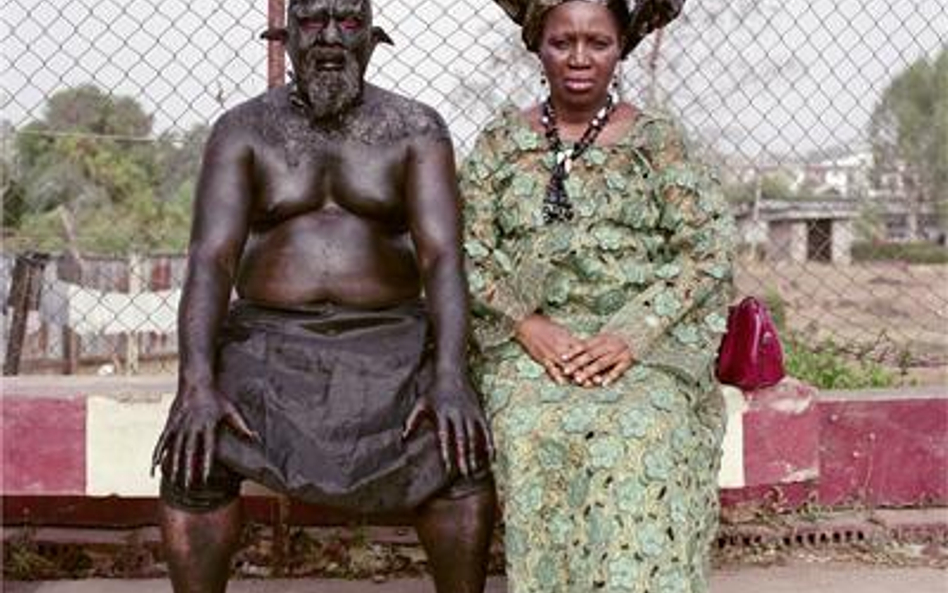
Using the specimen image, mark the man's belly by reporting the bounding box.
[235,214,422,308]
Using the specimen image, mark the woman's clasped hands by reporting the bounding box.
[515,314,635,387]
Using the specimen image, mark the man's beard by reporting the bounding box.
[296,54,363,121]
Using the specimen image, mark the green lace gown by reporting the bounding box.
[460,106,737,593]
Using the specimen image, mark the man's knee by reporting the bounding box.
[159,461,242,513]
[430,469,496,504]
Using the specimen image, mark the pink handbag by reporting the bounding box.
[715,296,786,390]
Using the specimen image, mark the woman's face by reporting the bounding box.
[539,1,621,114]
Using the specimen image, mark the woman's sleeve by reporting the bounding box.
[601,120,736,385]
[460,125,544,350]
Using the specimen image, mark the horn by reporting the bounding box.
[260,27,288,41]
[371,26,394,46]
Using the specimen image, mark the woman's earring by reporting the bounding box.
[611,74,621,98]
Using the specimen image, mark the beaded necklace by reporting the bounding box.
[540,93,615,223]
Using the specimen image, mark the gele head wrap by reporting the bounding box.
[493,0,684,58]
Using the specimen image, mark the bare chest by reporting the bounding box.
[250,130,409,230]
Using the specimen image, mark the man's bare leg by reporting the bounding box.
[160,500,242,593]
[415,487,497,593]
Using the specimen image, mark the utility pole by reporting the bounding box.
[267,0,286,89]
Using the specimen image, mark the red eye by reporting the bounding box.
[299,16,327,32]
[339,17,363,31]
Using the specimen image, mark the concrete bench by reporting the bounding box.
[2,375,945,525]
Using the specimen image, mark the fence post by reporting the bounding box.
[125,253,142,375]
[3,252,50,376]
[57,253,84,375]
[267,0,286,88]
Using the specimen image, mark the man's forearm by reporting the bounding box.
[177,259,234,392]
[423,256,471,381]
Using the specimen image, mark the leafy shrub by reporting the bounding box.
[783,334,896,390]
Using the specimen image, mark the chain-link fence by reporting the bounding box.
[2,0,946,382]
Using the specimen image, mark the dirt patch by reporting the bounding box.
[5,511,945,582]
[1,524,506,581]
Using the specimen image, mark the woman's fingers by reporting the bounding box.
[517,315,624,387]
[558,340,587,363]
[562,345,608,378]
[518,315,584,363]
[522,333,581,384]
[573,352,618,384]
[543,358,569,384]
[601,357,634,386]
[564,335,634,384]
[521,326,635,388]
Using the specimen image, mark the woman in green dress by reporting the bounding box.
[459,1,736,591]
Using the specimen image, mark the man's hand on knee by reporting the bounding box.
[402,376,494,478]
[152,386,258,490]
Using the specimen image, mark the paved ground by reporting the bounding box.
[5,563,947,593]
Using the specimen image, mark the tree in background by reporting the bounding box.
[154,124,210,204]
[7,84,204,254]
[1,120,27,228]
[869,47,948,239]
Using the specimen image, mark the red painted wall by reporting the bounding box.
[2,398,86,495]
[819,396,948,507]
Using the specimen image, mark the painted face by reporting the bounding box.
[538,1,621,114]
[286,0,373,120]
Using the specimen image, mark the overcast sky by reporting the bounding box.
[2,0,945,161]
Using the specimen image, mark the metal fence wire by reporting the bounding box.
[1,0,946,380]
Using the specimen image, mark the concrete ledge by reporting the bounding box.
[1,375,174,400]
[741,379,820,487]
[719,383,948,510]
[2,375,946,525]
[819,385,948,402]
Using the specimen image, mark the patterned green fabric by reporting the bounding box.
[460,104,736,593]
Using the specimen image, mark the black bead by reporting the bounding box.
[540,94,615,224]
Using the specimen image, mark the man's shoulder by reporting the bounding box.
[212,87,289,136]
[361,85,450,143]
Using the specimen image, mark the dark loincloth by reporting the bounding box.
[213,299,455,514]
